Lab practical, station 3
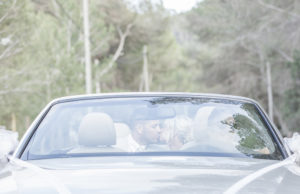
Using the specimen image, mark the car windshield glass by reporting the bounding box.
[23,97,283,160]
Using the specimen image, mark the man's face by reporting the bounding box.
[168,135,184,150]
[135,120,161,144]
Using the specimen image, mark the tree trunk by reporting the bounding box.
[67,20,71,54]
[266,61,273,122]
[143,45,150,92]
[25,116,31,129]
[83,0,92,94]
[96,81,101,93]
[46,73,51,102]
[11,113,16,131]
[139,74,144,92]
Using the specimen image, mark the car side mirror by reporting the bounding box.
[0,128,19,164]
[284,132,300,165]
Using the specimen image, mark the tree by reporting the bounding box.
[182,0,300,135]
[83,0,92,94]
[0,0,185,135]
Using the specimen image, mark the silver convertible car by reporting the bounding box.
[1,93,300,194]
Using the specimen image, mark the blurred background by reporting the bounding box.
[0,0,299,137]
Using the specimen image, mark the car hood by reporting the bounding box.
[1,156,300,194]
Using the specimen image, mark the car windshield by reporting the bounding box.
[23,97,283,160]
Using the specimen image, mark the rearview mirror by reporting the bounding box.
[132,107,176,121]
[0,128,19,164]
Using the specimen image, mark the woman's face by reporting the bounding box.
[168,135,184,150]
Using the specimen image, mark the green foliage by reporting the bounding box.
[233,114,266,150]
[1,0,298,137]
[182,0,300,135]
[0,0,190,135]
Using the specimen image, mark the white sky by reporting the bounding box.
[162,0,201,12]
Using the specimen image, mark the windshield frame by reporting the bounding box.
[15,93,289,160]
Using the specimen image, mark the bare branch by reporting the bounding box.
[275,48,294,62]
[0,0,17,24]
[0,41,19,60]
[256,0,300,19]
[99,23,133,77]
[0,88,31,95]
[53,0,81,31]
[124,23,133,36]
[91,35,111,56]
[0,67,27,81]
[116,26,122,38]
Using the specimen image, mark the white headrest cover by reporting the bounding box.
[193,106,215,141]
[114,123,131,138]
[78,113,116,146]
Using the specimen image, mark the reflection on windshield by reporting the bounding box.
[24,97,283,160]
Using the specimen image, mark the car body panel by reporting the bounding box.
[1,93,297,193]
[1,156,300,193]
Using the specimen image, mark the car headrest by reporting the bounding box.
[114,123,131,138]
[193,106,215,141]
[78,113,116,147]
